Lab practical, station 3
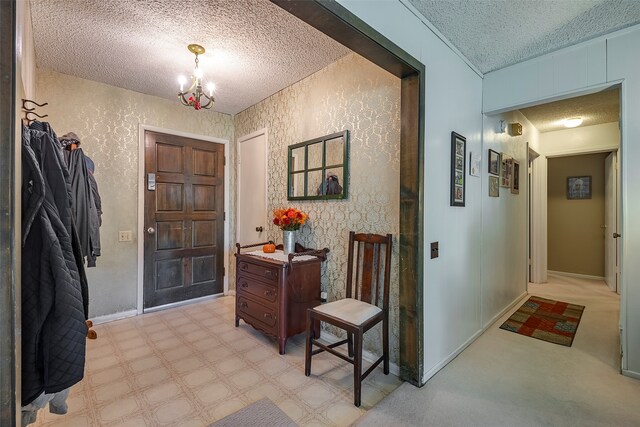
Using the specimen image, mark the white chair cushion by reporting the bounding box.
[313,298,382,326]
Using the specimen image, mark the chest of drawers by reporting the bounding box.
[234,246,325,354]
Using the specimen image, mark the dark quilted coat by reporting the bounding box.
[21,123,88,406]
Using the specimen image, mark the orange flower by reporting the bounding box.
[273,207,308,231]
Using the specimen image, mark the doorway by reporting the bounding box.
[237,129,267,246]
[143,130,225,310]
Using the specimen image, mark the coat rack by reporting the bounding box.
[21,98,48,125]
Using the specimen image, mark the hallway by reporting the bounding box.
[356,274,640,426]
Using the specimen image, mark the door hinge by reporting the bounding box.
[224,212,226,221]
[224,156,226,166]
[223,267,225,277]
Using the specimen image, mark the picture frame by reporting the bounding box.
[469,151,480,177]
[489,175,499,197]
[488,149,500,175]
[567,176,592,199]
[450,131,466,207]
[511,160,520,194]
[500,154,512,188]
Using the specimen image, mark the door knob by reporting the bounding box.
[256,226,264,232]
[613,233,621,238]
[147,227,155,235]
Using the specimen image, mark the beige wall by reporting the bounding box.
[537,122,619,156]
[548,153,608,277]
[234,52,401,362]
[36,69,234,317]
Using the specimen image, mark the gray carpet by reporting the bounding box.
[209,398,297,427]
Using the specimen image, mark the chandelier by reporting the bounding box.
[178,44,215,110]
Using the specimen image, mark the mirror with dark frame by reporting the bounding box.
[287,130,349,200]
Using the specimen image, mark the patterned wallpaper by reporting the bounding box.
[234,53,401,362]
[36,69,234,317]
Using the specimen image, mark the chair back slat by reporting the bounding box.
[346,231,393,309]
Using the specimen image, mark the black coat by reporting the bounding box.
[21,124,88,406]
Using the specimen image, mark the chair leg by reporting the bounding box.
[353,330,363,407]
[347,332,354,358]
[305,310,313,377]
[383,316,389,375]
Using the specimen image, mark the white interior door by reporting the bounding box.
[238,130,267,245]
[604,151,618,293]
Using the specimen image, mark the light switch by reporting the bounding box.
[118,230,133,242]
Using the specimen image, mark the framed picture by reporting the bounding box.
[567,176,592,199]
[488,149,500,175]
[500,154,512,188]
[511,160,520,194]
[450,131,466,207]
[489,175,499,197]
[469,151,480,177]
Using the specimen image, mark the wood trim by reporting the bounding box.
[0,0,19,422]
[270,0,425,386]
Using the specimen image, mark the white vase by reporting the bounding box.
[283,230,296,255]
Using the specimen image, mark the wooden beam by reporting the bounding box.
[0,0,19,423]
[270,0,425,386]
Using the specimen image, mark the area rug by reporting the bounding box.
[209,398,297,427]
[499,296,585,346]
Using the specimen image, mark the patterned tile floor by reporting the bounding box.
[33,296,401,426]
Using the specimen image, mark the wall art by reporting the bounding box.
[451,131,466,206]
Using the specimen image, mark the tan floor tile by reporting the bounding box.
[147,329,175,342]
[217,329,246,342]
[245,382,285,403]
[195,381,233,404]
[201,346,233,362]
[113,329,143,341]
[298,382,334,408]
[244,346,272,363]
[154,398,195,424]
[207,398,247,422]
[276,369,312,390]
[163,346,193,361]
[170,356,205,374]
[154,337,183,351]
[106,415,150,427]
[142,380,182,404]
[259,357,289,375]
[41,412,94,427]
[324,401,363,425]
[97,396,140,423]
[171,416,208,427]
[134,366,171,388]
[89,366,125,387]
[216,357,246,374]
[184,329,209,342]
[228,369,263,389]
[94,379,133,404]
[278,399,308,422]
[191,337,221,352]
[86,354,120,372]
[181,368,217,388]
[228,337,256,351]
[120,345,154,361]
[129,355,163,373]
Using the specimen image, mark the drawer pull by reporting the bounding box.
[240,263,248,271]
[240,281,248,288]
[263,313,275,320]
[264,290,275,297]
[264,270,274,278]
[239,302,248,309]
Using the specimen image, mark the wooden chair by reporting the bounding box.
[304,231,393,407]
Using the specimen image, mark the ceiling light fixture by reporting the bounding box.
[563,117,583,128]
[178,44,215,110]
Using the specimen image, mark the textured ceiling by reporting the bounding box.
[519,87,619,133]
[407,0,640,73]
[30,0,351,115]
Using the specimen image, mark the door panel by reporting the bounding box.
[144,131,224,309]
[238,131,267,245]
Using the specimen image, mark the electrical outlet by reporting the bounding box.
[118,230,133,242]
[430,241,439,259]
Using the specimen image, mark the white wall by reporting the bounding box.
[538,122,620,157]
[337,0,485,382]
[482,111,538,326]
[483,24,640,377]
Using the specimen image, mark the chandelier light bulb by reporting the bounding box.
[207,82,215,97]
[178,75,187,92]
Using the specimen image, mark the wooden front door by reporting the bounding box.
[144,131,224,309]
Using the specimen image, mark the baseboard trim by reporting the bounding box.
[622,369,640,380]
[226,290,236,296]
[318,330,400,377]
[144,293,224,314]
[91,309,138,325]
[548,270,605,281]
[422,291,528,384]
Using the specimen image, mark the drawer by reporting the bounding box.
[237,260,279,284]
[237,296,278,333]
[237,276,278,304]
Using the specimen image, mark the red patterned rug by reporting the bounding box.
[499,296,585,346]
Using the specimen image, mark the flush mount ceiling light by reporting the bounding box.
[563,117,583,128]
[178,44,215,110]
